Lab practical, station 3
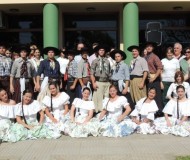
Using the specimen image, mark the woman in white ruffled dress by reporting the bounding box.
[0,89,16,142]
[166,71,190,100]
[154,85,190,137]
[42,82,70,132]
[130,87,158,134]
[63,87,97,138]
[98,85,137,137]
[11,89,60,142]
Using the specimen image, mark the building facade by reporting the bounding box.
[0,0,190,63]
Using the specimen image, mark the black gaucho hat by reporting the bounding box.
[127,45,140,52]
[0,42,7,48]
[144,41,157,48]
[42,46,60,56]
[110,49,127,60]
[93,44,109,53]
[80,47,90,54]
[64,50,76,56]
[19,46,30,54]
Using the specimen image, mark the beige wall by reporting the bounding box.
[0,0,190,4]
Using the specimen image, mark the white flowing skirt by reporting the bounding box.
[154,117,190,137]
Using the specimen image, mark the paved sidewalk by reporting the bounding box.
[0,134,190,160]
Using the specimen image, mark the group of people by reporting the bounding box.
[0,41,190,143]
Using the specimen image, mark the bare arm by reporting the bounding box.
[179,116,188,124]
[70,78,78,90]
[82,109,94,124]
[45,108,58,123]
[70,105,76,122]
[63,104,69,115]
[16,116,33,129]
[142,71,148,84]
[164,113,172,127]
[10,76,14,94]
[38,110,45,125]
[122,80,129,94]
[78,78,85,88]
[117,105,131,122]
[99,109,107,120]
[35,75,41,91]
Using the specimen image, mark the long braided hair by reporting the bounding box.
[21,90,33,125]
[49,82,60,112]
[176,85,185,120]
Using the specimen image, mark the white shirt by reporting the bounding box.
[103,96,129,120]
[161,58,180,82]
[0,104,16,120]
[163,99,190,119]
[74,54,90,64]
[57,57,69,74]
[107,57,116,70]
[88,53,97,66]
[15,100,41,123]
[167,82,190,99]
[130,97,158,121]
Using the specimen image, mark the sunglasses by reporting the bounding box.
[185,51,190,53]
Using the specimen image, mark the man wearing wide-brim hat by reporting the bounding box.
[35,46,61,93]
[10,46,36,103]
[109,49,134,109]
[91,44,111,112]
[144,41,163,117]
[127,45,149,103]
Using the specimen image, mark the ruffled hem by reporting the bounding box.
[1,120,61,142]
[154,117,190,137]
[98,118,137,137]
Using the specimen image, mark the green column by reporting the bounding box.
[123,3,139,64]
[43,3,58,48]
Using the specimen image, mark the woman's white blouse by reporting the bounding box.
[130,97,158,121]
[42,92,70,112]
[15,100,41,122]
[167,82,190,99]
[0,104,16,120]
[163,99,190,119]
[102,96,129,119]
[72,98,95,117]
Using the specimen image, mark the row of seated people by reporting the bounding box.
[0,82,190,143]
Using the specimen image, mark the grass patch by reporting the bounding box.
[176,156,190,160]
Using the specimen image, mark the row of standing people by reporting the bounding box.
[0,42,190,118]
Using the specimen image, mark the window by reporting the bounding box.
[0,14,43,48]
[63,14,118,50]
[140,12,190,58]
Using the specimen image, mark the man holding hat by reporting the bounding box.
[110,49,134,109]
[144,42,163,116]
[65,50,78,105]
[77,47,91,98]
[10,46,36,103]
[35,46,61,92]
[91,45,111,112]
[128,45,149,103]
[0,43,12,97]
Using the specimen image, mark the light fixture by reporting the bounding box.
[9,8,19,12]
[173,6,183,11]
[86,7,96,12]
